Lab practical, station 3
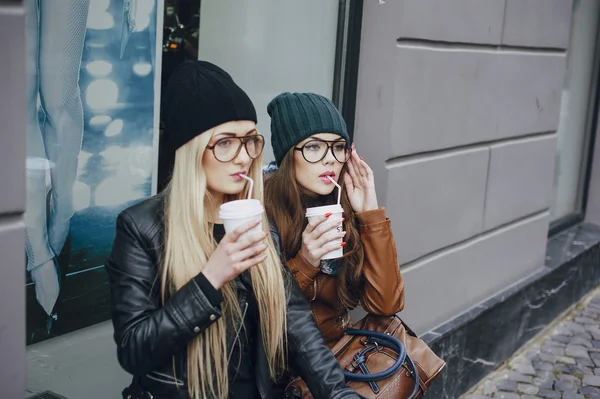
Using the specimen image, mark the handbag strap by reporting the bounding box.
[343,329,406,381]
[343,328,420,399]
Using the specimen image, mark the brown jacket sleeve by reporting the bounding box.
[356,207,405,315]
[286,251,320,293]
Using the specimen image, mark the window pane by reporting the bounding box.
[551,0,600,221]
[197,0,340,162]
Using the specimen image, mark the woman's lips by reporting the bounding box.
[319,172,336,183]
[231,171,247,181]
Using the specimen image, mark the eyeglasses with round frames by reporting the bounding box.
[294,139,351,163]
[206,133,265,163]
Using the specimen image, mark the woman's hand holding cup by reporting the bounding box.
[203,220,268,290]
[300,214,347,268]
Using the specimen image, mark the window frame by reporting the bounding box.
[332,0,364,140]
[549,24,600,236]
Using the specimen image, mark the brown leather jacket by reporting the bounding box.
[285,207,405,347]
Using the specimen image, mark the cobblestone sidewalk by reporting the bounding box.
[463,289,600,399]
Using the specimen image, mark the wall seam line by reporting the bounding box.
[395,39,567,55]
[482,146,493,233]
[401,209,550,271]
[500,0,509,45]
[386,131,557,168]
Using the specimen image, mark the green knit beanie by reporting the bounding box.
[267,92,350,165]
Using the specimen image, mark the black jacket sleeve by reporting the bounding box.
[284,274,360,399]
[105,211,223,375]
[270,219,359,399]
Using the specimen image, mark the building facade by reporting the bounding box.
[354,1,600,397]
[1,0,600,398]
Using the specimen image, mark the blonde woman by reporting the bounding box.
[106,61,359,399]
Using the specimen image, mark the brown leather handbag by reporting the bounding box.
[285,315,446,399]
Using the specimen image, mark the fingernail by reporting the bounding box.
[341,242,347,247]
[325,213,332,218]
[360,156,365,161]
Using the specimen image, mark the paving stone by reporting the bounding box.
[575,317,597,325]
[555,356,576,365]
[499,371,533,383]
[555,363,572,374]
[566,345,590,359]
[492,393,520,399]
[464,293,600,399]
[532,373,555,389]
[558,374,582,386]
[496,379,518,392]
[570,365,594,376]
[564,322,588,335]
[583,375,600,387]
[587,326,600,340]
[546,339,567,348]
[550,335,573,344]
[576,357,595,367]
[482,380,496,395]
[574,331,593,340]
[554,379,578,393]
[539,353,556,363]
[542,346,565,356]
[533,361,554,372]
[513,362,537,376]
[517,383,539,395]
[552,334,572,344]
[554,325,575,337]
[580,385,600,395]
[570,336,593,348]
[587,313,600,321]
[538,389,561,398]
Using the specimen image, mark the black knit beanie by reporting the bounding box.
[162,60,257,151]
[267,92,350,166]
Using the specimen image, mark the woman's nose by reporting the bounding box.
[233,143,251,164]
[322,147,336,164]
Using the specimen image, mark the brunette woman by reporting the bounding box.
[106,63,359,399]
[265,92,405,348]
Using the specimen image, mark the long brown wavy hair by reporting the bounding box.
[265,149,365,309]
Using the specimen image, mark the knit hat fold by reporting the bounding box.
[267,92,350,165]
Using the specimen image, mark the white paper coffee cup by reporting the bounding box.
[305,204,344,260]
[219,199,264,237]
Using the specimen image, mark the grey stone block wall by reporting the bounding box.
[354,0,572,334]
[0,2,26,398]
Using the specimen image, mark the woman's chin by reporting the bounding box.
[309,185,337,197]
[209,182,247,197]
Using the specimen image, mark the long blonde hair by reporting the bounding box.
[161,131,287,399]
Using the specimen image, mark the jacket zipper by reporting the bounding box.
[227,301,248,363]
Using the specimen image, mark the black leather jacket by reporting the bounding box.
[105,196,358,399]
